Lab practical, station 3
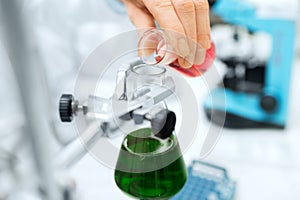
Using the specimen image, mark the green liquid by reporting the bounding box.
[114,128,187,199]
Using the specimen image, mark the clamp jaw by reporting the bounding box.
[59,59,176,137]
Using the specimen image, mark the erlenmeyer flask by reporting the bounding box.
[114,128,187,200]
[114,64,187,200]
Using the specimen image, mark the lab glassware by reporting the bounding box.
[138,29,215,77]
[114,64,187,199]
[114,128,187,200]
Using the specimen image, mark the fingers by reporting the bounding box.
[171,0,197,68]
[194,0,211,64]
[143,0,190,61]
[125,0,211,67]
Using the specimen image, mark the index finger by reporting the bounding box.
[194,0,211,49]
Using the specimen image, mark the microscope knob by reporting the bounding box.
[208,0,217,7]
[260,95,278,113]
[59,94,74,122]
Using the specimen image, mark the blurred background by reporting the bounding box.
[0,0,300,199]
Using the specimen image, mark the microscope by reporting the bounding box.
[205,0,296,128]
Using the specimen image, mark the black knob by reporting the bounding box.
[59,94,74,122]
[208,0,217,7]
[152,110,176,139]
[260,95,278,113]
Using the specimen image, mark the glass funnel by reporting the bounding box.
[114,64,187,200]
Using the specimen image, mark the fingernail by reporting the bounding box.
[183,60,192,69]
[179,58,192,69]
[198,35,211,49]
[185,52,195,66]
[194,48,206,64]
[177,38,190,57]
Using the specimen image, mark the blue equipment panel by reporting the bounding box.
[172,160,236,200]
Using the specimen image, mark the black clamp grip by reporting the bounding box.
[59,94,74,122]
[151,110,176,139]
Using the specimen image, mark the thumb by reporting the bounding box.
[124,2,156,56]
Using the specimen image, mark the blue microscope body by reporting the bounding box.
[205,0,296,128]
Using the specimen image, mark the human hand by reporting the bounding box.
[122,0,211,68]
